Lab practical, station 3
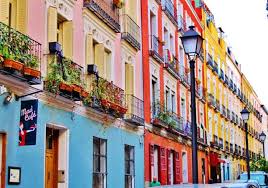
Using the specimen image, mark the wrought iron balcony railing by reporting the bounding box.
[121,14,141,50]
[163,49,180,79]
[229,79,234,91]
[149,35,164,63]
[219,69,225,81]
[224,75,229,86]
[206,54,214,70]
[213,61,218,74]
[227,109,231,120]
[195,84,202,98]
[221,105,227,117]
[84,0,120,32]
[231,112,236,123]
[162,0,177,26]
[179,65,190,87]
[233,84,237,94]
[215,99,220,112]
[225,141,229,152]
[124,94,144,126]
[219,138,224,149]
[207,93,216,108]
[178,15,187,33]
[0,21,42,85]
[211,135,219,148]
[230,144,234,153]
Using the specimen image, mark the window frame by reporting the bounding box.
[93,137,107,188]
[125,144,135,188]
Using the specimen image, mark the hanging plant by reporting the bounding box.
[113,0,125,8]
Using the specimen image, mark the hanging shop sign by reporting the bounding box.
[19,100,38,146]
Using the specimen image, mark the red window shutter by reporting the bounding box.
[160,147,167,185]
[167,149,171,185]
[174,151,180,184]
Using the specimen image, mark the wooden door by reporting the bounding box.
[0,134,6,188]
[45,128,58,188]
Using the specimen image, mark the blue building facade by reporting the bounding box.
[0,92,144,188]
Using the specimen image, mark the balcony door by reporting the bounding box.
[45,128,59,188]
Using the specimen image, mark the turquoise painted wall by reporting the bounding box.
[0,95,144,188]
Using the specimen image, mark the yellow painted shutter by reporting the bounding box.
[62,21,73,59]
[94,43,104,78]
[86,34,93,65]
[105,51,111,81]
[47,6,57,42]
[0,0,9,24]
[16,0,27,33]
[125,63,134,95]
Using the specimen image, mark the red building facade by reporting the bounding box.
[141,0,209,186]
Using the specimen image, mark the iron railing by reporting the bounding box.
[213,61,218,74]
[227,109,231,120]
[121,14,141,50]
[163,49,179,78]
[149,35,163,62]
[206,54,214,69]
[211,135,219,147]
[178,15,187,33]
[215,99,220,112]
[219,138,223,149]
[162,0,177,25]
[84,0,120,32]
[230,144,234,153]
[0,21,42,76]
[125,94,144,126]
[224,75,229,86]
[207,93,216,108]
[179,65,190,87]
[225,141,229,152]
[219,69,224,81]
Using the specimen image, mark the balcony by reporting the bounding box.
[163,49,180,79]
[121,14,141,50]
[207,93,216,108]
[219,138,224,150]
[206,54,214,70]
[235,144,239,155]
[212,61,218,74]
[195,84,202,99]
[151,102,173,129]
[221,105,227,118]
[0,22,42,85]
[149,35,164,63]
[215,99,220,112]
[169,114,185,135]
[225,141,229,152]
[211,135,219,149]
[227,109,231,121]
[231,112,236,123]
[179,65,190,88]
[235,114,238,125]
[162,0,177,26]
[219,69,225,82]
[124,95,144,126]
[45,55,88,101]
[178,15,187,33]
[224,75,229,86]
[84,0,120,33]
[233,84,237,94]
[229,79,234,91]
[230,144,234,153]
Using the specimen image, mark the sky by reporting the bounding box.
[204,0,268,106]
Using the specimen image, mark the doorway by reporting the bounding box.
[45,128,59,188]
[182,152,188,183]
[0,134,6,188]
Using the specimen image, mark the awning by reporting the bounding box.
[210,153,225,166]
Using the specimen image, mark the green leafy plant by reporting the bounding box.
[250,158,268,172]
[24,55,39,69]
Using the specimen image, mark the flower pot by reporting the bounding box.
[81,90,89,98]
[59,82,73,92]
[118,106,127,114]
[72,84,82,94]
[24,67,41,78]
[3,59,13,68]
[113,0,124,8]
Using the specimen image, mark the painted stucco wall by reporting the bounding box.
[0,95,144,188]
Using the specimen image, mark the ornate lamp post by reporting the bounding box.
[259,131,266,158]
[180,26,203,184]
[241,107,250,180]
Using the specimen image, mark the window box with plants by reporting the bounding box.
[45,56,88,101]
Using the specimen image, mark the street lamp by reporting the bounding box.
[259,131,266,158]
[241,107,250,180]
[180,26,203,184]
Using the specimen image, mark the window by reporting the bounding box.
[125,145,135,188]
[153,146,159,181]
[165,87,170,111]
[171,91,175,113]
[93,137,107,188]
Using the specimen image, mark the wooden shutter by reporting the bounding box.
[149,144,154,181]
[167,149,171,185]
[16,0,27,33]
[62,21,73,59]
[47,6,57,42]
[85,34,93,65]
[94,43,105,78]
[160,147,167,185]
[125,63,134,95]
[0,0,9,24]
[174,151,180,184]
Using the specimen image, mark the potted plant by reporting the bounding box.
[113,0,124,8]
[2,46,24,72]
[23,55,41,78]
